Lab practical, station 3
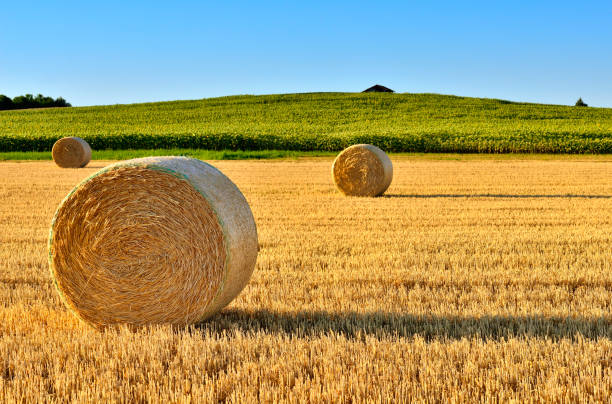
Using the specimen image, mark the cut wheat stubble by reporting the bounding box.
[48,156,258,328]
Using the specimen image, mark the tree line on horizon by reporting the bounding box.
[0,94,71,110]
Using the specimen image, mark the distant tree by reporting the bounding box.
[0,95,13,110]
[34,93,54,107]
[54,97,71,107]
[575,97,588,107]
[11,94,35,109]
[0,93,71,110]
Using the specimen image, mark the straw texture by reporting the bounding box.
[332,144,393,197]
[48,156,258,328]
[52,137,92,168]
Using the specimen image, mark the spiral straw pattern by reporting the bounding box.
[52,137,92,168]
[48,156,258,328]
[332,144,393,197]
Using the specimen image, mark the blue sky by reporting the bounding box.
[2,1,611,107]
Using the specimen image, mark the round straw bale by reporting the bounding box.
[48,156,258,328]
[332,144,393,197]
[52,137,92,168]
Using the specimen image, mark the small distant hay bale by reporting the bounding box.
[332,144,393,197]
[48,156,258,328]
[52,137,92,168]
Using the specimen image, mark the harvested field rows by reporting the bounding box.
[1,158,611,402]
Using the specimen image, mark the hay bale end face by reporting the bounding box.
[332,144,393,197]
[52,137,92,168]
[48,156,258,328]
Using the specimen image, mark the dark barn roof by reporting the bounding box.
[362,84,394,93]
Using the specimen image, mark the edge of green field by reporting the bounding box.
[3,149,612,161]
[0,149,336,161]
[2,93,612,154]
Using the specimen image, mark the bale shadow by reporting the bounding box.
[199,309,612,341]
[383,194,611,199]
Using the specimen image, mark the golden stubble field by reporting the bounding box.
[1,157,611,403]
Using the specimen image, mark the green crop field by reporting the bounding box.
[1,92,611,153]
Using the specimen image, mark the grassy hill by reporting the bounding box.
[1,92,611,153]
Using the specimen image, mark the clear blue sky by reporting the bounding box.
[2,1,611,107]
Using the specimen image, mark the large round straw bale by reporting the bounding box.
[52,137,92,168]
[48,156,258,328]
[332,144,393,197]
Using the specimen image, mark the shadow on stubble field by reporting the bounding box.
[384,193,612,199]
[201,309,612,341]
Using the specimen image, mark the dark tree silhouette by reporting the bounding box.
[0,95,12,110]
[0,93,71,110]
[575,97,588,107]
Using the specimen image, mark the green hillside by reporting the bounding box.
[1,92,611,153]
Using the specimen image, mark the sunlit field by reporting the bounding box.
[1,93,612,153]
[1,157,611,402]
